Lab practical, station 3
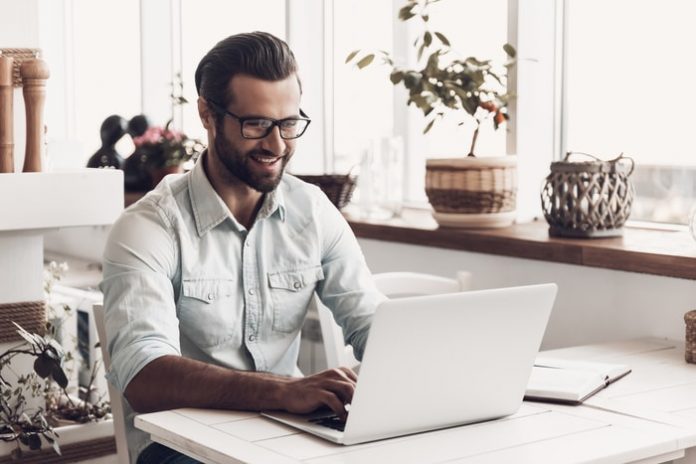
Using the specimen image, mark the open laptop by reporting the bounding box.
[263,283,558,445]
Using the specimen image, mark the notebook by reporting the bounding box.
[525,357,631,404]
[263,283,558,445]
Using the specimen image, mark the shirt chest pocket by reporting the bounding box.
[178,279,240,349]
[268,265,324,333]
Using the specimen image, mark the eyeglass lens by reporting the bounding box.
[242,118,308,139]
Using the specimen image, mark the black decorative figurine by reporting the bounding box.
[86,114,128,169]
[123,114,153,192]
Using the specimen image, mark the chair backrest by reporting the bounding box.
[92,304,130,464]
[318,271,472,369]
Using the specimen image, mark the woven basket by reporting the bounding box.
[0,300,46,343]
[685,310,696,363]
[541,152,635,238]
[425,156,517,214]
[295,174,357,210]
[0,48,41,87]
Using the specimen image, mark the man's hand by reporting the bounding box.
[277,367,357,420]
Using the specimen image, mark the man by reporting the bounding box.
[100,31,385,463]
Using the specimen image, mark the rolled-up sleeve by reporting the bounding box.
[99,200,181,393]
[315,195,387,361]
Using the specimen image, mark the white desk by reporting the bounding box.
[135,339,696,464]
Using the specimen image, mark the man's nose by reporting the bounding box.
[261,125,287,155]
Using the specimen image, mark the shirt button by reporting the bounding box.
[248,334,256,342]
[207,293,214,301]
[293,281,302,289]
[245,241,251,247]
[248,288,255,295]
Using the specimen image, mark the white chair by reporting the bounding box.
[92,304,130,464]
[317,271,472,369]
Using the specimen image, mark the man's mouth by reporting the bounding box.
[250,154,283,165]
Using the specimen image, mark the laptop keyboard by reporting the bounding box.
[309,415,346,432]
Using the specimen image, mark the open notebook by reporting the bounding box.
[525,357,631,404]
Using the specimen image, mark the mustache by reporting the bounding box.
[247,149,285,158]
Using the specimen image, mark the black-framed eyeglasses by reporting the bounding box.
[207,99,311,140]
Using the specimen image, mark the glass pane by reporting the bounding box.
[73,0,141,166]
[335,0,508,204]
[180,0,286,142]
[334,0,394,174]
[565,0,696,224]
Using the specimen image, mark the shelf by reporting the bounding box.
[346,208,696,281]
[0,169,123,232]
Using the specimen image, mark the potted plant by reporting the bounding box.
[347,0,517,227]
[124,73,206,193]
[0,262,112,460]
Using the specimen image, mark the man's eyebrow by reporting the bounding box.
[238,113,303,120]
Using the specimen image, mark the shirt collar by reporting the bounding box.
[189,151,287,236]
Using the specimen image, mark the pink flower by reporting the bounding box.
[133,126,166,147]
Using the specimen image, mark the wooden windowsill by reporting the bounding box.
[345,208,696,280]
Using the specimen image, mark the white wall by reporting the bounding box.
[358,238,696,349]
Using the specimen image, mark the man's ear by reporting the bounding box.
[198,97,216,134]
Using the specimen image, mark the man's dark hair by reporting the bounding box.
[195,31,299,119]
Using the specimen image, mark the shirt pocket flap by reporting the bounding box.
[182,279,235,303]
[267,265,325,292]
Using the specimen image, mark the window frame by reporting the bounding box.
[147,0,562,222]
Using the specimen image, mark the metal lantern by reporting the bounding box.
[541,152,635,238]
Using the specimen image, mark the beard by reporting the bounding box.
[213,125,292,193]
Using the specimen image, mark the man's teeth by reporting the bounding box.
[251,155,280,164]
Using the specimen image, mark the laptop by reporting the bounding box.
[263,283,558,445]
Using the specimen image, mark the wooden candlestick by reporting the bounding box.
[20,58,49,173]
[0,55,13,173]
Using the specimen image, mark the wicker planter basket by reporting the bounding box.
[541,152,635,238]
[295,174,357,210]
[425,156,517,228]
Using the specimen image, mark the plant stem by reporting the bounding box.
[468,120,481,157]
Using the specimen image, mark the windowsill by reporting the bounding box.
[344,208,696,280]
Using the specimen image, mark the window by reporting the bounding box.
[421,0,509,159]
[332,0,394,175]
[332,0,510,204]
[564,0,696,224]
[70,0,141,167]
[179,0,286,141]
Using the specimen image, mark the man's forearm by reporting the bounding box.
[124,355,289,413]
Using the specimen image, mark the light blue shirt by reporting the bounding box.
[99,154,385,461]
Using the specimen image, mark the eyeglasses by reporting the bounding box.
[207,100,311,140]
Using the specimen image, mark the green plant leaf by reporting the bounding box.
[423,119,435,134]
[403,72,421,88]
[417,42,426,61]
[398,5,416,21]
[345,50,360,63]
[51,364,68,389]
[389,71,404,85]
[434,32,450,46]
[426,51,440,75]
[422,14,429,22]
[356,54,375,69]
[424,31,432,47]
[28,434,41,451]
[503,43,517,58]
[33,356,52,379]
[52,439,61,456]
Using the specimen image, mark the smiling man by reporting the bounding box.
[100,32,385,464]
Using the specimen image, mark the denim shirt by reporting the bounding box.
[99,154,385,461]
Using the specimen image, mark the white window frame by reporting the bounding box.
[140,1,562,222]
[286,0,562,221]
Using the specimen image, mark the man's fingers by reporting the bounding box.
[338,366,358,382]
[321,378,355,405]
[318,391,347,419]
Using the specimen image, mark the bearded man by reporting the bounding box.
[100,31,384,464]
